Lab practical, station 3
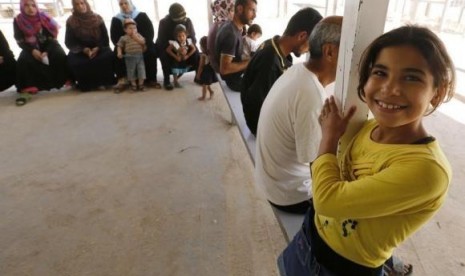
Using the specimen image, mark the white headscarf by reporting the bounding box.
[116,0,140,21]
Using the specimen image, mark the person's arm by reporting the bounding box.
[64,21,84,53]
[135,13,154,44]
[185,40,196,60]
[116,37,124,59]
[311,151,449,219]
[196,54,206,80]
[14,19,42,61]
[156,18,169,49]
[166,44,180,62]
[186,18,197,45]
[0,30,14,60]
[99,19,110,48]
[219,54,249,75]
[110,17,123,47]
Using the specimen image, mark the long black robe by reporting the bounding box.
[110,12,158,83]
[65,20,115,91]
[14,20,68,92]
[0,29,16,92]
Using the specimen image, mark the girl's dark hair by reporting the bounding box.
[199,36,208,54]
[173,24,188,37]
[358,25,456,113]
[247,24,262,35]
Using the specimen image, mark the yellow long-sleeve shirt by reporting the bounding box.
[311,119,451,268]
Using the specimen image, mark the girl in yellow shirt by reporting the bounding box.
[278,25,455,276]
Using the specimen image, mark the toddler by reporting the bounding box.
[242,23,262,60]
[117,18,146,92]
[195,36,218,100]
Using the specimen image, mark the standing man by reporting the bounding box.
[156,3,199,90]
[241,8,322,135]
[255,16,343,214]
[214,0,257,92]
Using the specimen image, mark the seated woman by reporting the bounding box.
[13,0,69,106]
[0,29,16,92]
[65,0,115,92]
[110,0,160,92]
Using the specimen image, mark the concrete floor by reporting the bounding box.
[0,74,465,275]
[0,77,286,276]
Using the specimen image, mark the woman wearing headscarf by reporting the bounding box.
[207,0,234,73]
[0,29,16,92]
[110,0,160,92]
[65,0,115,92]
[156,3,199,90]
[13,0,68,106]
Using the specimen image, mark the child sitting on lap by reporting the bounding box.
[166,24,197,88]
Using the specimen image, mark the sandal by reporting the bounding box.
[15,93,31,106]
[131,84,138,92]
[383,256,413,276]
[113,83,124,94]
[138,85,145,92]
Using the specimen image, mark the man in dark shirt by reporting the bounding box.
[241,8,322,135]
[214,0,257,92]
[156,3,199,90]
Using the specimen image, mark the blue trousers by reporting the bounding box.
[124,54,146,81]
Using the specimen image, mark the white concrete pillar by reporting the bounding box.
[334,0,390,152]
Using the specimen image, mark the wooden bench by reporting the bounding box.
[217,77,304,242]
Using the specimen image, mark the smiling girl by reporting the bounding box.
[278,25,455,276]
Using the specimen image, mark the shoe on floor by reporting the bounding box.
[164,83,174,91]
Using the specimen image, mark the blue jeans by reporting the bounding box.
[124,54,146,81]
[278,206,384,276]
[277,224,338,276]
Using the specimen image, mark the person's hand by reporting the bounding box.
[176,56,182,62]
[32,49,42,61]
[83,47,92,58]
[0,56,4,64]
[319,96,356,141]
[179,48,187,56]
[117,52,123,59]
[89,47,99,59]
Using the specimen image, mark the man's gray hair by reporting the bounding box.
[309,21,342,58]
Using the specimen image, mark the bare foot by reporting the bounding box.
[198,96,206,101]
[209,91,214,100]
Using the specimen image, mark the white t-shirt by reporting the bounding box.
[255,63,327,206]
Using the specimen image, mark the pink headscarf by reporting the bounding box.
[15,0,59,47]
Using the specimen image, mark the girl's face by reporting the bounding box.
[177,31,187,43]
[363,45,439,130]
[74,0,87,14]
[119,0,131,13]
[24,0,38,16]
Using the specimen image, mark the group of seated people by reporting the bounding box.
[212,1,456,276]
[0,0,205,105]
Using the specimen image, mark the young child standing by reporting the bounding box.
[242,23,262,60]
[278,25,456,276]
[166,24,197,88]
[116,18,146,92]
[195,36,218,100]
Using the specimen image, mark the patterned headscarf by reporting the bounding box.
[116,0,140,21]
[67,0,103,41]
[15,0,59,46]
[211,0,234,23]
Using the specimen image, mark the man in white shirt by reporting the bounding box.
[255,16,343,214]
